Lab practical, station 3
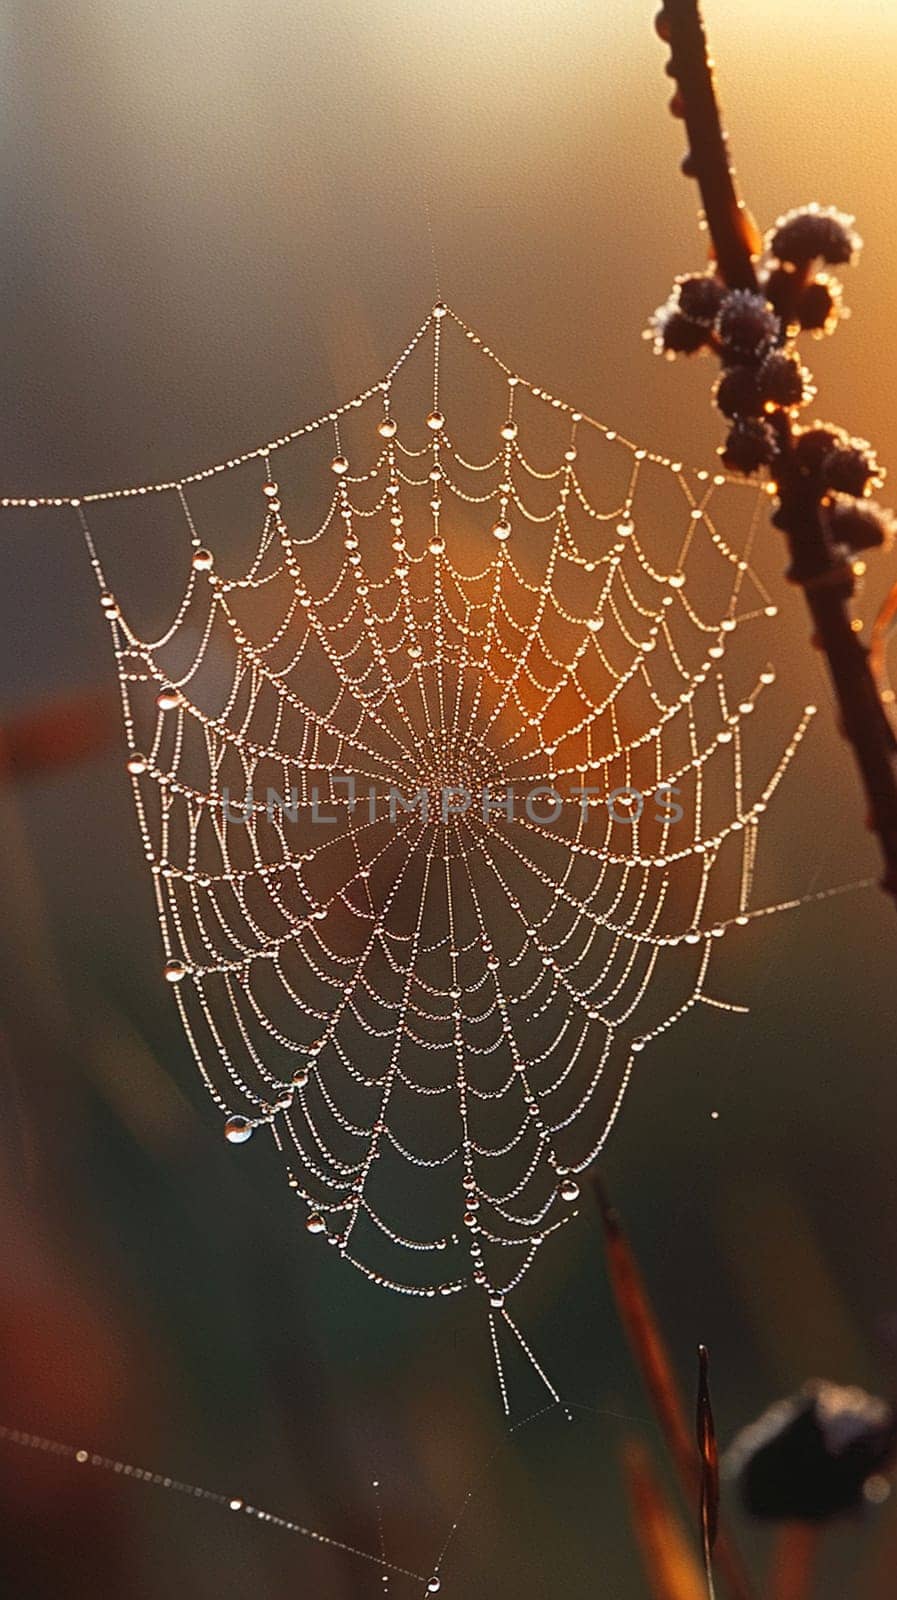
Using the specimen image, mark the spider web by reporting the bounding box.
[56,306,817,1396]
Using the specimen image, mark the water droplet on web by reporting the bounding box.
[224,1116,253,1144]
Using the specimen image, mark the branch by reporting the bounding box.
[654,0,897,909]
[657,2,761,287]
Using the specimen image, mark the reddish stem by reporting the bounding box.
[660,0,761,285]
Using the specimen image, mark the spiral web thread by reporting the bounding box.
[41,305,821,1406]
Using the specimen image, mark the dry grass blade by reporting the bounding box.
[624,1439,709,1600]
[596,1177,695,1485]
[768,1525,821,1600]
[595,1177,756,1600]
[0,687,118,783]
[696,1346,719,1598]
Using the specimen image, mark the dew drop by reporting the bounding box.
[224,1116,253,1144]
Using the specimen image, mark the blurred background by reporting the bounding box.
[2,1,897,1594]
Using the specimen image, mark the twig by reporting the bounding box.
[656,0,897,908]
[655,2,761,286]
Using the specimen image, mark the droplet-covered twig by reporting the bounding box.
[652,0,897,910]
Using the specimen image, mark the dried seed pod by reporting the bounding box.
[794,425,846,477]
[826,497,896,553]
[720,417,778,474]
[768,206,861,268]
[762,264,798,321]
[726,1380,897,1522]
[715,365,765,419]
[823,442,880,497]
[758,351,811,408]
[797,276,842,335]
[648,301,709,356]
[677,273,726,326]
[661,316,710,355]
[715,289,780,364]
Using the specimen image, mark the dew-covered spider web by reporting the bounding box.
[4,304,825,1404]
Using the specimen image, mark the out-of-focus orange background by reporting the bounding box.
[2,2,897,1595]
